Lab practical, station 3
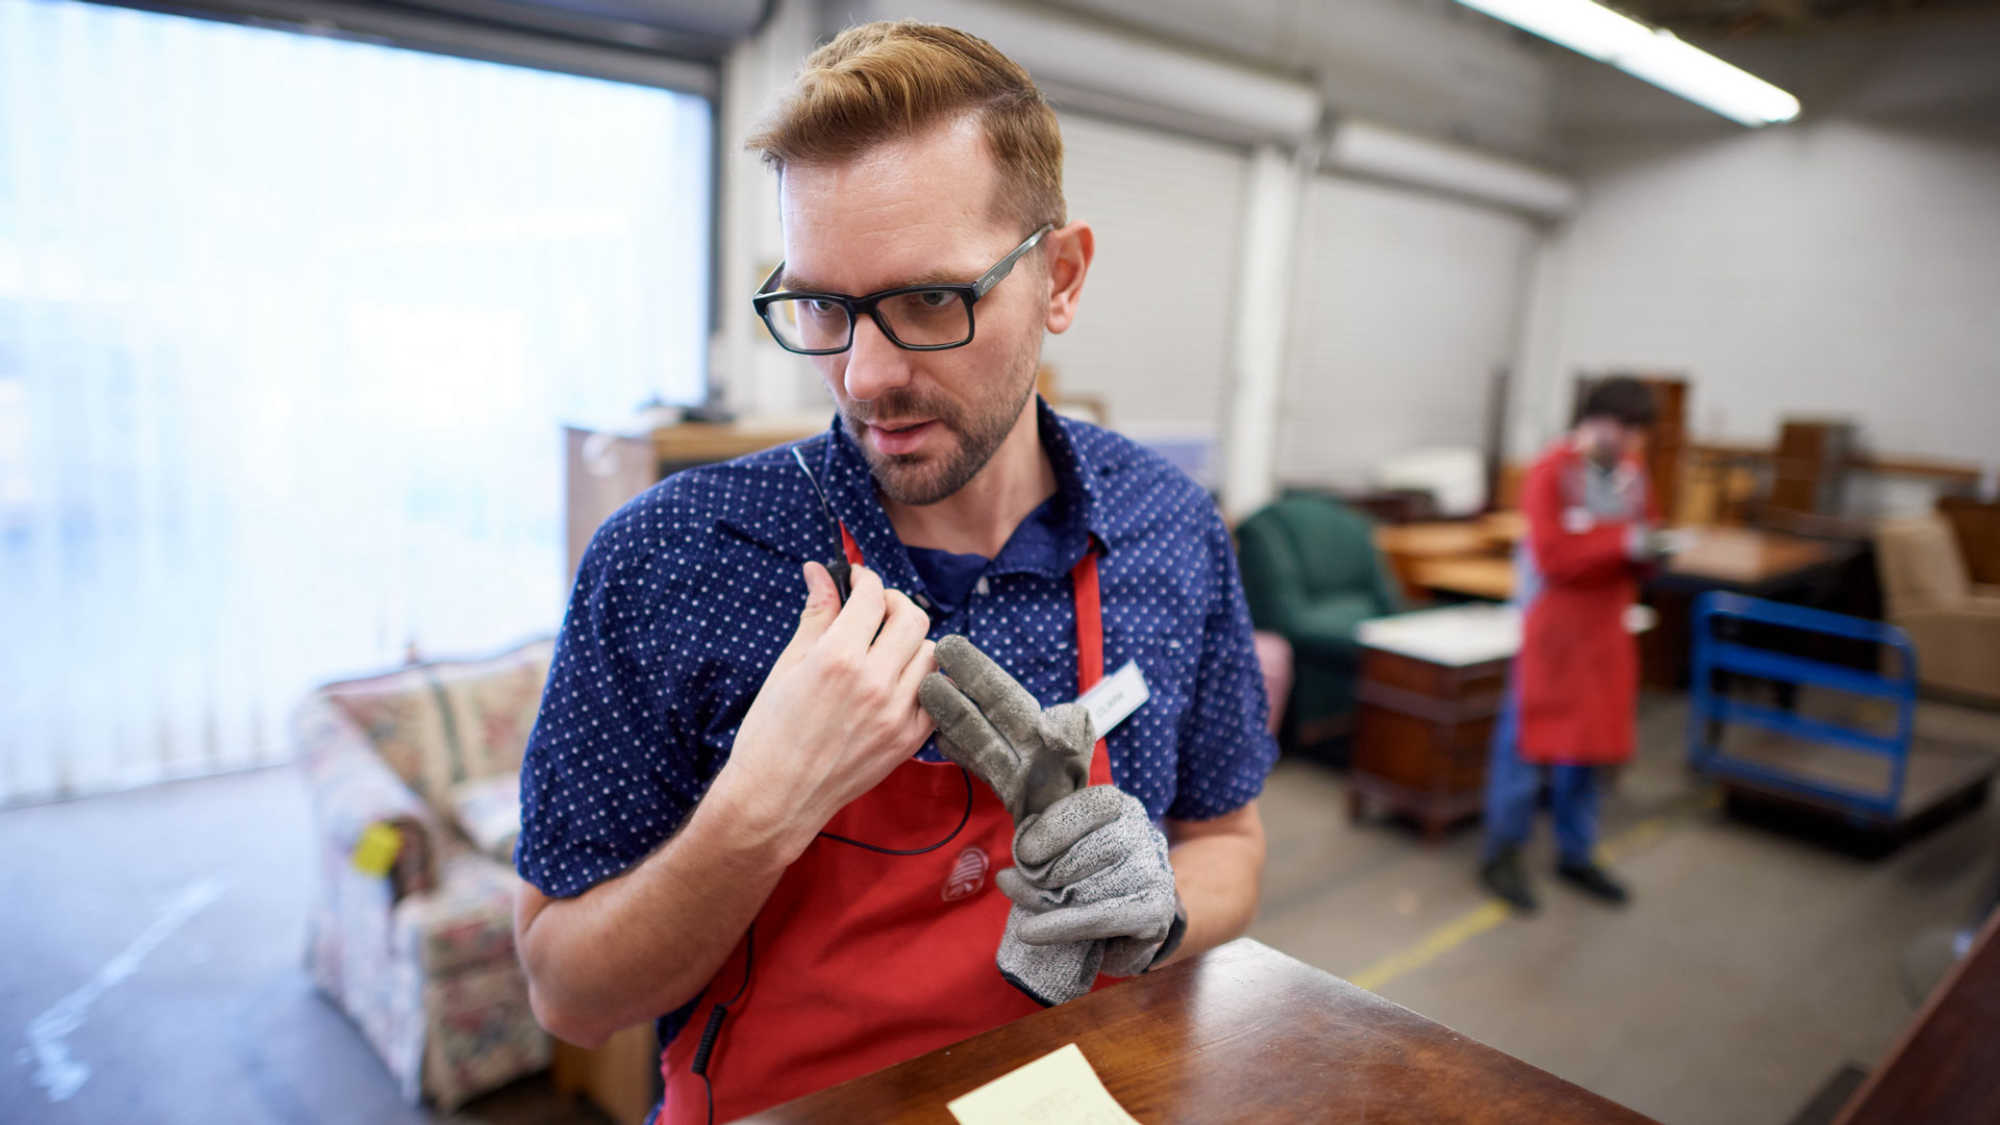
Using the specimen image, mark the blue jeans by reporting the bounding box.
[1482,680,1600,867]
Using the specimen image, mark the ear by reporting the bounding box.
[1042,221,1094,335]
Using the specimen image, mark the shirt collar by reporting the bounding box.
[819,396,1111,584]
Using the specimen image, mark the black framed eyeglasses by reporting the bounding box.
[752,225,1054,355]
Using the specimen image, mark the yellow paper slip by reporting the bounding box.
[946,1042,1141,1125]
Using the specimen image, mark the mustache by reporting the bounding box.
[846,391,959,427]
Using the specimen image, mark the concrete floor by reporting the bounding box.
[1248,692,2000,1125]
[4,691,1997,1125]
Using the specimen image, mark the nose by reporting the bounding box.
[841,312,914,404]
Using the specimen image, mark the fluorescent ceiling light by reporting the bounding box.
[1455,0,1801,126]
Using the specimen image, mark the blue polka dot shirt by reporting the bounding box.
[516,397,1278,900]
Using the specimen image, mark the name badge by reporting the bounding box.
[1079,659,1150,739]
[1562,507,1596,534]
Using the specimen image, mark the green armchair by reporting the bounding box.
[1234,493,1404,761]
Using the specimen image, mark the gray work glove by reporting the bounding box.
[997,784,1184,980]
[919,635,1185,1006]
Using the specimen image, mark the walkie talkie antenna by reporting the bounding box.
[790,444,853,603]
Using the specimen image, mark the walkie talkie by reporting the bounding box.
[790,445,852,603]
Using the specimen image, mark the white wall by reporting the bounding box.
[1038,113,1251,431]
[1280,174,1537,490]
[1519,123,2000,470]
[1516,15,2000,504]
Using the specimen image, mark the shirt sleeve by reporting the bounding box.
[514,498,706,899]
[1166,504,1281,821]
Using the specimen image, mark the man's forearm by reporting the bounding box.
[515,769,807,1046]
[1159,802,1267,966]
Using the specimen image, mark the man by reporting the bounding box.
[512,21,1275,1124]
[1479,377,1667,914]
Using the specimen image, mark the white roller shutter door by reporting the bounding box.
[1278,175,1536,489]
[1040,113,1250,434]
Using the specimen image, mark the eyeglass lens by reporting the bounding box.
[764,289,970,352]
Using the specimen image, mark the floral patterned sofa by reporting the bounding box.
[297,638,554,1110]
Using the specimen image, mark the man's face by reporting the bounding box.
[777,116,1048,506]
[1579,418,1645,468]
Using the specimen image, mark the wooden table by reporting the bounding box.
[1479,509,1527,545]
[743,939,1657,1124]
[1374,521,1497,557]
[1411,556,1516,602]
[1659,526,1844,589]
[1837,903,2000,1123]
[1375,521,1507,605]
[1645,526,1855,688]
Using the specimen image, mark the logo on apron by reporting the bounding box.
[941,846,989,901]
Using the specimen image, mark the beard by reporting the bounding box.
[840,347,1041,507]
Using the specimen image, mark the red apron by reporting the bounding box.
[657,533,1114,1124]
[1516,442,1654,766]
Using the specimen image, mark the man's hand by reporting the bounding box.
[717,561,938,859]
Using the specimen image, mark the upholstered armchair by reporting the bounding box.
[297,638,554,1110]
[1235,493,1405,760]
[1874,515,2000,704]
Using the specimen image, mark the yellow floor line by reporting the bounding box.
[1349,901,1511,992]
[1346,807,1688,994]
[1597,815,1668,865]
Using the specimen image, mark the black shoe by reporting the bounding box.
[1480,849,1538,914]
[1556,861,1630,906]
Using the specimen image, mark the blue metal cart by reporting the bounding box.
[1688,592,1994,837]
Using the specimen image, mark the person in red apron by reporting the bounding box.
[512,21,1276,1125]
[1479,377,1669,913]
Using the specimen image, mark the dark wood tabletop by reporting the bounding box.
[739,938,1658,1124]
[1659,526,1848,589]
[1836,904,2000,1124]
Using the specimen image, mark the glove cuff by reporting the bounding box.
[1144,893,1189,972]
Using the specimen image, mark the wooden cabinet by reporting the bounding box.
[564,418,821,581]
[1348,606,1517,841]
[1351,648,1508,841]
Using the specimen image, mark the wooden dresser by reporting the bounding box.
[1348,605,1517,841]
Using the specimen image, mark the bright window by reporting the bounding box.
[0,0,714,803]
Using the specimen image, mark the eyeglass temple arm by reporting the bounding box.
[756,261,784,295]
[971,225,1054,299]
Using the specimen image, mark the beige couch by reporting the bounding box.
[297,638,555,1109]
[1874,515,2000,704]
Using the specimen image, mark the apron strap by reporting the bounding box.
[1070,552,1109,760]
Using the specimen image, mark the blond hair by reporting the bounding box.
[747,20,1065,232]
